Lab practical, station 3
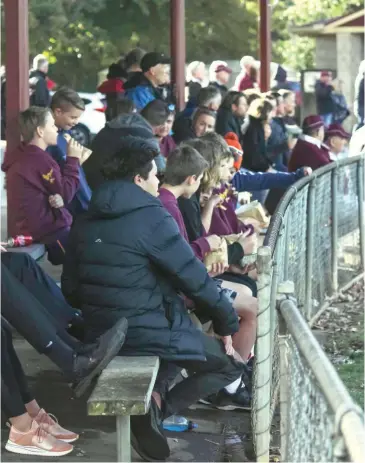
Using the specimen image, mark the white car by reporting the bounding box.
[70,92,106,146]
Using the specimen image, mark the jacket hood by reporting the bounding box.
[2,143,44,172]
[107,112,152,132]
[105,113,160,151]
[123,72,151,90]
[89,180,161,219]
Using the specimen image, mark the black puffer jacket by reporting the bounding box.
[61,181,239,361]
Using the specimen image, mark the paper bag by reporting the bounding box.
[204,239,228,272]
[235,200,269,228]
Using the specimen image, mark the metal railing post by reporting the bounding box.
[357,158,365,270]
[276,281,295,463]
[253,246,273,463]
[283,213,290,281]
[305,178,316,319]
[331,167,339,294]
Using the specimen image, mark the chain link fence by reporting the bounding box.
[252,155,365,462]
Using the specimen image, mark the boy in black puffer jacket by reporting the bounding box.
[62,136,245,462]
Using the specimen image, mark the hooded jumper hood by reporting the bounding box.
[84,113,160,190]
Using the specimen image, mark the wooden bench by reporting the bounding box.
[88,356,160,463]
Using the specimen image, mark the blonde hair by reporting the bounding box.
[247,97,274,121]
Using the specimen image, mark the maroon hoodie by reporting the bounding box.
[2,143,80,244]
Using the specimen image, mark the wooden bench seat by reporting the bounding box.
[88,356,159,462]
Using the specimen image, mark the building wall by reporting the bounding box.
[315,36,337,70]
[336,32,364,130]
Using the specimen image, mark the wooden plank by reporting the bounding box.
[88,356,159,417]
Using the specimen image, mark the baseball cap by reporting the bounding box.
[326,123,350,140]
[141,52,170,73]
[302,115,324,131]
[215,64,232,74]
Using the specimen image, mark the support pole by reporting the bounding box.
[259,0,271,92]
[170,0,186,111]
[4,0,29,153]
[358,158,365,271]
[116,416,130,462]
[331,168,339,294]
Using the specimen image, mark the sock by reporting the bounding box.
[225,377,242,394]
[44,336,75,377]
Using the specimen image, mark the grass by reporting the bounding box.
[322,284,364,408]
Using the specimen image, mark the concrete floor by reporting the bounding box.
[1,338,253,462]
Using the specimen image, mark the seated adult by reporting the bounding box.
[289,115,330,172]
[216,91,248,144]
[186,61,206,100]
[325,123,350,160]
[192,107,217,139]
[266,92,294,171]
[209,63,232,98]
[124,52,170,110]
[1,249,128,398]
[2,106,83,264]
[235,56,256,92]
[61,136,244,461]
[84,112,158,190]
[173,85,222,143]
[48,88,91,217]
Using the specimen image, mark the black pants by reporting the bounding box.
[1,258,78,354]
[156,332,244,418]
[1,252,79,328]
[1,324,34,418]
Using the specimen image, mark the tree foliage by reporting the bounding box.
[1,0,362,90]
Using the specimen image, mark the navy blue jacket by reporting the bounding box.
[47,130,91,217]
[61,180,239,361]
[232,167,306,192]
[124,72,164,110]
[267,117,289,170]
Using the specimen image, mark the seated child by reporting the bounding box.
[160,144,255,410]
[2,106,83,264]
[48,88,91,217]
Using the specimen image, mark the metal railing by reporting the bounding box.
[252,154,365,462]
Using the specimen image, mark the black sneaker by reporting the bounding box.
[199,383,251,411]
[72,317,128,397]
[131,398,170,461]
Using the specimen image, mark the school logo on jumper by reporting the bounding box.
[42,168,55,184]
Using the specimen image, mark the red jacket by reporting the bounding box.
[2,143,79,243]
[238,74,255,91]
[288,137,331,172]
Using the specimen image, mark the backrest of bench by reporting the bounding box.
[88,356,159,417]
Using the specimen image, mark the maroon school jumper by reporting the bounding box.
[289,137,331,172]
[158,188,210,261]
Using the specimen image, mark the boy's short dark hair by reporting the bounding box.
[164,145,208,186]
[101,135,159,182]
[141,100,169,127]
[19,106,50,143]
[124,48,146,70]
[51,87,85,112]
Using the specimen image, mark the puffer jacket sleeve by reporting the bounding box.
[125,87,155,111]
[61,223,81,309]
[141,210,239,336]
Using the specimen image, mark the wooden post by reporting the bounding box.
[4,0,29,153]
[170,0,186,111]
[259,0,271,92]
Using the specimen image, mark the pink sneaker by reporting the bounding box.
[34,409,79,443]
[5,420,73,457]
